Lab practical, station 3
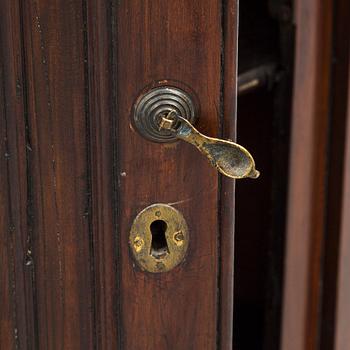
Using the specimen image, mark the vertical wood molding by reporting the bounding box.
[220,0,238,348]
[318,0,350,347]
[114,1,237,348]
[20,1,95,348]
[86,0,120,348]
[115,2,220,348]
[0,0,36,348]
[334,57,350,350]
[281,0,333,349]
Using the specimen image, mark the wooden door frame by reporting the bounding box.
[281,0,350,349]
[281,0,333,349]
[334,58,350,350]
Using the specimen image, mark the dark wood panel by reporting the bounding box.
[0,0,36,348]
[0,1,237,348]
[319,0,350,347]
[20,1,95,348]
[281,1,333,349]
[86,0,120,348]
[220,0,238,348]
[115,1,236,348]
[335,57,350,350]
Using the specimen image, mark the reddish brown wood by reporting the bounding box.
[86,0,120,348]
[0,0,36,348]
[335,57,350,350]
[281,1,333,349]
[317,1,350,348]
[20,1,95,348]
[220,0,238,348]
[0,1,237,348]
[115,1,237,349]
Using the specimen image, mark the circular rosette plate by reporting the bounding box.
[133,86,197,143]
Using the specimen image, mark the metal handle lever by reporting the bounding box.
[133,85,260,179]
[158,111,260,179]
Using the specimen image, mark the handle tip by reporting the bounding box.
[248,168,260,179]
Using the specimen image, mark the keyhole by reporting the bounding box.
[150,220,169,259]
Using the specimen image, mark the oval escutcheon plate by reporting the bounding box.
[129,203,189,273]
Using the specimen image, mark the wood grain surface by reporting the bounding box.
[281,0,333,349]
[318,0,350,348]
[335,55,350,350]
[0,0,238,349]
[282,1,350,349]
[0,0,34,348]
[220,1,238,349]
[86,0,120,348]
[115,1,236,348]
[21,0,95,348]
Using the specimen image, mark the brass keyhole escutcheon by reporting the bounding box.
[129,204,189,273]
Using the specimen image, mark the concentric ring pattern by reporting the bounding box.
[133,86,196,143]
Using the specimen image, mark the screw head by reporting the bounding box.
[156,262,165,271]
[173,231,184,246]
[133,236,144,253]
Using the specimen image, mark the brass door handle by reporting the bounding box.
[159,111,259,179]
[133,85,260,180]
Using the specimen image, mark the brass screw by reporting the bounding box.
[156,262,165,271]
[133,236,144,253]
[173,231,184,245]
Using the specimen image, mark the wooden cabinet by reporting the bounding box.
[0,1,238,348]
[1,1,350,349]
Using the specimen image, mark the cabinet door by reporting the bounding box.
[0,1,240,349]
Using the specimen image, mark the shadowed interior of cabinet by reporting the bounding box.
[234,0,293,349]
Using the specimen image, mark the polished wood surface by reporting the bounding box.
[334,58,350,350]
[282,0,350,349]
[318,1,350,348]
[0,1,32,348]
[0,1,238,349]
[115,1,236,348]
[86,0,119,348]
[19,0,94,348]
[220,1,238,348]
[281,0,333,349]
